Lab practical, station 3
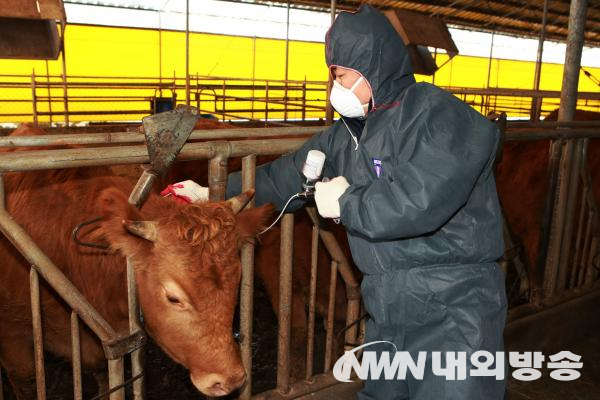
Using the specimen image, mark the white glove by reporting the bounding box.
[160,180,209,203]
[314,176,350,219]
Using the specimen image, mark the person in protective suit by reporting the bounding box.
[168,4,507,399]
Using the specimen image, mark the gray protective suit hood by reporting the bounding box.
[325,4,415,107]
[228,5,508,398]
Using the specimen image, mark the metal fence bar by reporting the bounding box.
[585,237,599,286]
[0,139,306,173]
[324,261,338,373]
[71,312,83,400]
[578,213,594,287]
[208,143,229,201]
[0,196,116,342]
[0,127,319,148]
[556,139,584,293]
[305,225,319,381]
[239,155,257,400]
[570,193,587,289]
[30,268,47,400]
[127,258,145,400]
[2,126,600,150]
[107,358,125,400]
[276,213,294,394]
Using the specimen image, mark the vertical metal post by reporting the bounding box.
[208,155,228,201]
[284,0,290,122]
[578,213,593,287]
[185,0,190,106]
[107,358,125,400]
[324,261,338,372]
[531,0,549,121]
[305,225,319,380]
[71,312,83,400]
[30,268,46,400]
[584,237,598,286]
[301,79,307,122]
[31,71,38,127]
[221,80,226,122]
[485,30,495,115]
[325,0,336,125]
[239,155,256,400]
[158,11,163,96]
[265,81,270,125]
[277,213,294,394]
[60,21,69,126]
[127,258,145,400]
[557,139,586,292]
[252,36,257,120]
[45,61,52,125]
[543,0,588,300]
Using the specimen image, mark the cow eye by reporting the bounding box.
[166,294,183,306]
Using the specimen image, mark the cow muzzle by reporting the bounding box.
[191,368,247,397]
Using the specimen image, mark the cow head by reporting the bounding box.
[97,188,273,397]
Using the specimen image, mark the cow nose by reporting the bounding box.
[191,369,246,396]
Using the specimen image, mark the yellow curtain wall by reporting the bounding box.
[0,23,598,123]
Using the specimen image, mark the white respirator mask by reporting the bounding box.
[329,76,369,119]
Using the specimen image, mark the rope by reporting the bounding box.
[89,372,144,400]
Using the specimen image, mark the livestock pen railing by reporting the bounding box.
[0,126,362,400]
[2,73,600,125]
[1,123,600,399]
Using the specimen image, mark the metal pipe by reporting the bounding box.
[543,0,588,299]
[531,0,549,122]
[324,261,338,372]
[584,237,598,286]
[305,209,359,289]
[5,126,600,149]
[485,29,496,115]
[208,142,231,201]
[239,155,256,400]
[277,213,294,394]
[0,177,116,342]
[127,258,145,400]
[284,1,291,122]
[555,139,583,292]
[44,61,53,125]
[30,268,47,400]
[578,210,593,287]
[0,139,307,173]
[71,312,83,400]
[325,0,336,125]
[305,225,319,380]
[107,358,125,400]
[185,0,190,106]
[31,71,38,127]
[60,21,69,125]
[0,126,319,147]
[570,190,587,288]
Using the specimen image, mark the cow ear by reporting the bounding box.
[95,188,152,255]
[235,204,274,248]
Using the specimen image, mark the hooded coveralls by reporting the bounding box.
[227,5,507,399]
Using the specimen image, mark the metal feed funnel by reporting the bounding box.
[128,105,198,208]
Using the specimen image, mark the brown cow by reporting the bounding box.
[495,109,600,294]
[0,125,273,398]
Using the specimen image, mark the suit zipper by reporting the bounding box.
[341,117,359,150]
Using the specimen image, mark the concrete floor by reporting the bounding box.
[298,335,600,400]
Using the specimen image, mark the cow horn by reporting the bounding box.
[123,220,158,242]
[226,189,255,214]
